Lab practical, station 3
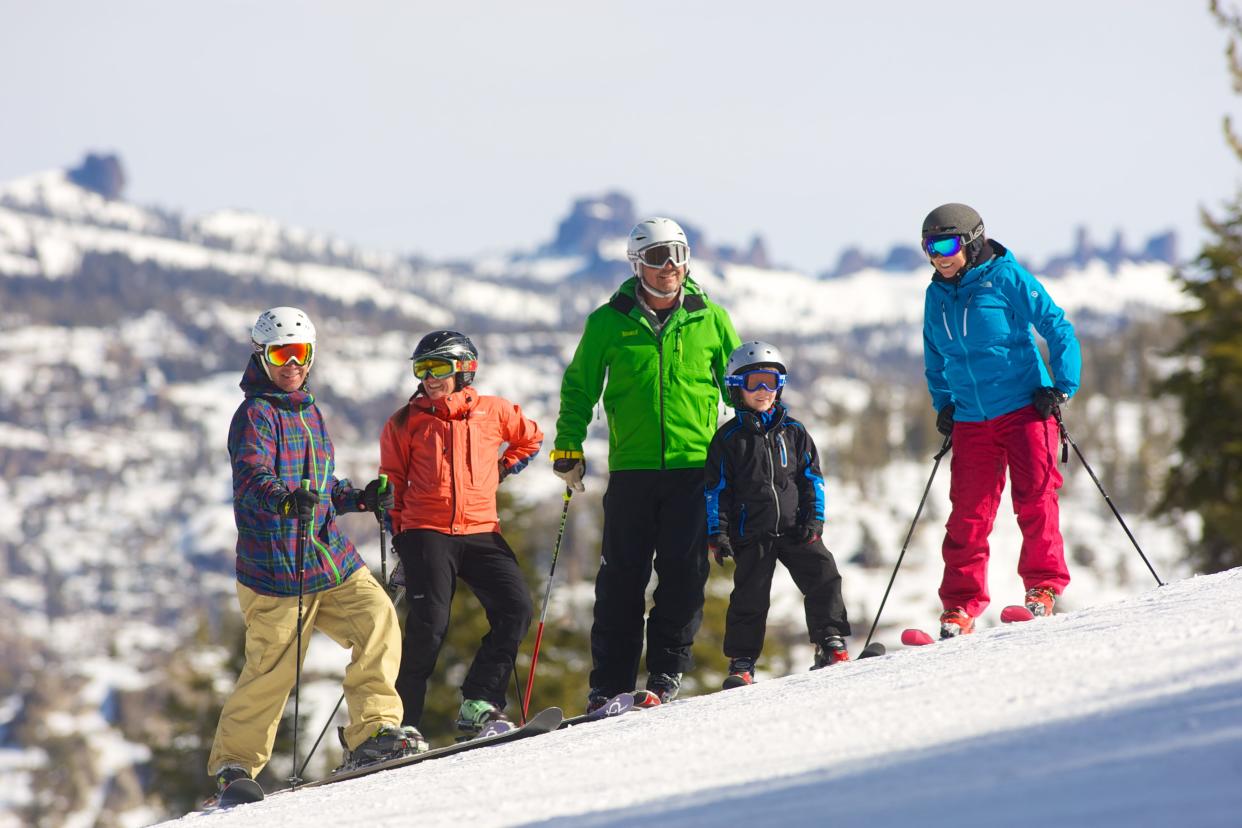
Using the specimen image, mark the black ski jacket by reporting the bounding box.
[704,402,826,542]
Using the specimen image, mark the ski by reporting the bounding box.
[198,778,265,812]
[858,641,886,658]
[559,692,635,728]
[900,628,937,646]
[267,707,562,793]
[1001,605,1036,623]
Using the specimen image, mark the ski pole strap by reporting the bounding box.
[1054,411,1069,464]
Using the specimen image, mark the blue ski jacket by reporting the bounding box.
[923,241,1081,422]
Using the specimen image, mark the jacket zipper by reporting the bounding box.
[962,294,975,337]
[448,420,459,531]
[657,334,667,470]
[297,409,342,585]
[765,431,781,529]
[941,303,953,341]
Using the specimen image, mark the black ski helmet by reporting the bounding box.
[922,203,988,267]
[411,330,478,387]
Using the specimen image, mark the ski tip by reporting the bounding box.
[859,642,887,659]
[1001,605,1036,623]
[217,778,264,807]
[900,628,936,647]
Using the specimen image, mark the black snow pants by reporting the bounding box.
[724,534,851,659]
[394,529,533,727]
[589,468,709,695]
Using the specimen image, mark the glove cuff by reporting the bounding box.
[550,449,583,462]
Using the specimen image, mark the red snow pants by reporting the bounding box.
[939,404,1070,618]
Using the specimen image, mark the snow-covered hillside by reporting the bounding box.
[158,568,1242,828]
[0,163,1208,827]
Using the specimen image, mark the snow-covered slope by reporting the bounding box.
[160,568,1242,828]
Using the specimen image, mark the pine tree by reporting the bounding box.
[1154,1,1242,571]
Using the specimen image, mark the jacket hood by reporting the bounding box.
[240,354,313,409]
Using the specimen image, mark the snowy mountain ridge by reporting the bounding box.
[159,568,1242,828]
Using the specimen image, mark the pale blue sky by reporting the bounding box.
[2,1,1237,273]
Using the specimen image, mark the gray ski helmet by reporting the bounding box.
[412,330,478,387]
[921,203,988,266]
[726,340,787,407]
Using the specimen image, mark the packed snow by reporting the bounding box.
[158,569,1242,828]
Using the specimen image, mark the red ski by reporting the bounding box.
[900,628,936,646]
[1000,605,1036,623]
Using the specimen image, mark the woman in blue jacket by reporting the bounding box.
[921,204,1081,638]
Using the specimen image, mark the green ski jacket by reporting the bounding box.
[555,277,741,471]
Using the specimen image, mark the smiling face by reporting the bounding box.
[930,248,968,279]
[740,384,776,412]
[638,261,687,302]
[271,360,309,392]
[422,372,456,399]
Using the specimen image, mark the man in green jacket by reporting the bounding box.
[553,217,741,711]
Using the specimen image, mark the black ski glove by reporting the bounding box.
[1033,387,1069,419]
[360,478,394,513]
[552,454,586,493]
[708,533,734,566]
[936,404,956,437]
[794,520,823,545]
[278,487,319,522]
[498,460,511,483]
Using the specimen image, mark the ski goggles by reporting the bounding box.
[726,369,786,392]
[923,235,963,259]
[263,341,313,367]
[412,357,477,379]
[633,242,689,269]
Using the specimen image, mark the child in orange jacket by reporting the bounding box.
[379,331,543,734]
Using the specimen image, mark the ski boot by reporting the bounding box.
[586,688,612,715]
[635,672,682,707]
[340,723,428,769]
[939,607,975,639]
[456,699,511,735]
[812,636,850,669]
[1024,586,1056,617]
[202,766,254,809]
[722,657,756,690]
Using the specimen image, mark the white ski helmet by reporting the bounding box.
[626,217,690,278]
[725,340,788,407]
[251,306,317,379]
[727,340,787,376]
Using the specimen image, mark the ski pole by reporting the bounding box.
[289,478,312,789]
[521,487,573,720]
[299,474,393,778]
[863,435,952,650]
[1054,409,1164,586]
[377,474,390,590]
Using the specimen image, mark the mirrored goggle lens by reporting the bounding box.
[924,235,963,258]
[412,358,458,379]
[637,242,689,268]
[726,370,786,392]
[265,342,312,367]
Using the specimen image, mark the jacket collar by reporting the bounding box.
[739,401,788,434]
[240,355,313,410]
[930,240,1010,289]
[411,385,480,420]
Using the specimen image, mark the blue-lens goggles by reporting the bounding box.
[923,235,963,258]
[726,369,786,392]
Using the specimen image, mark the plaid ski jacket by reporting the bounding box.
[227,356,365,596]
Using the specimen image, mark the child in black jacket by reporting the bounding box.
[704,341,851,689]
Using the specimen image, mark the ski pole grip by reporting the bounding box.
[301,478,312,491]
[378,473,388,492]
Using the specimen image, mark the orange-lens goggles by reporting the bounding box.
[265,341,313,367]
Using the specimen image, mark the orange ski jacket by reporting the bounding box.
[380,386,543,535]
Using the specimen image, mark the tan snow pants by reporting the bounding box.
[207,567,403,777]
